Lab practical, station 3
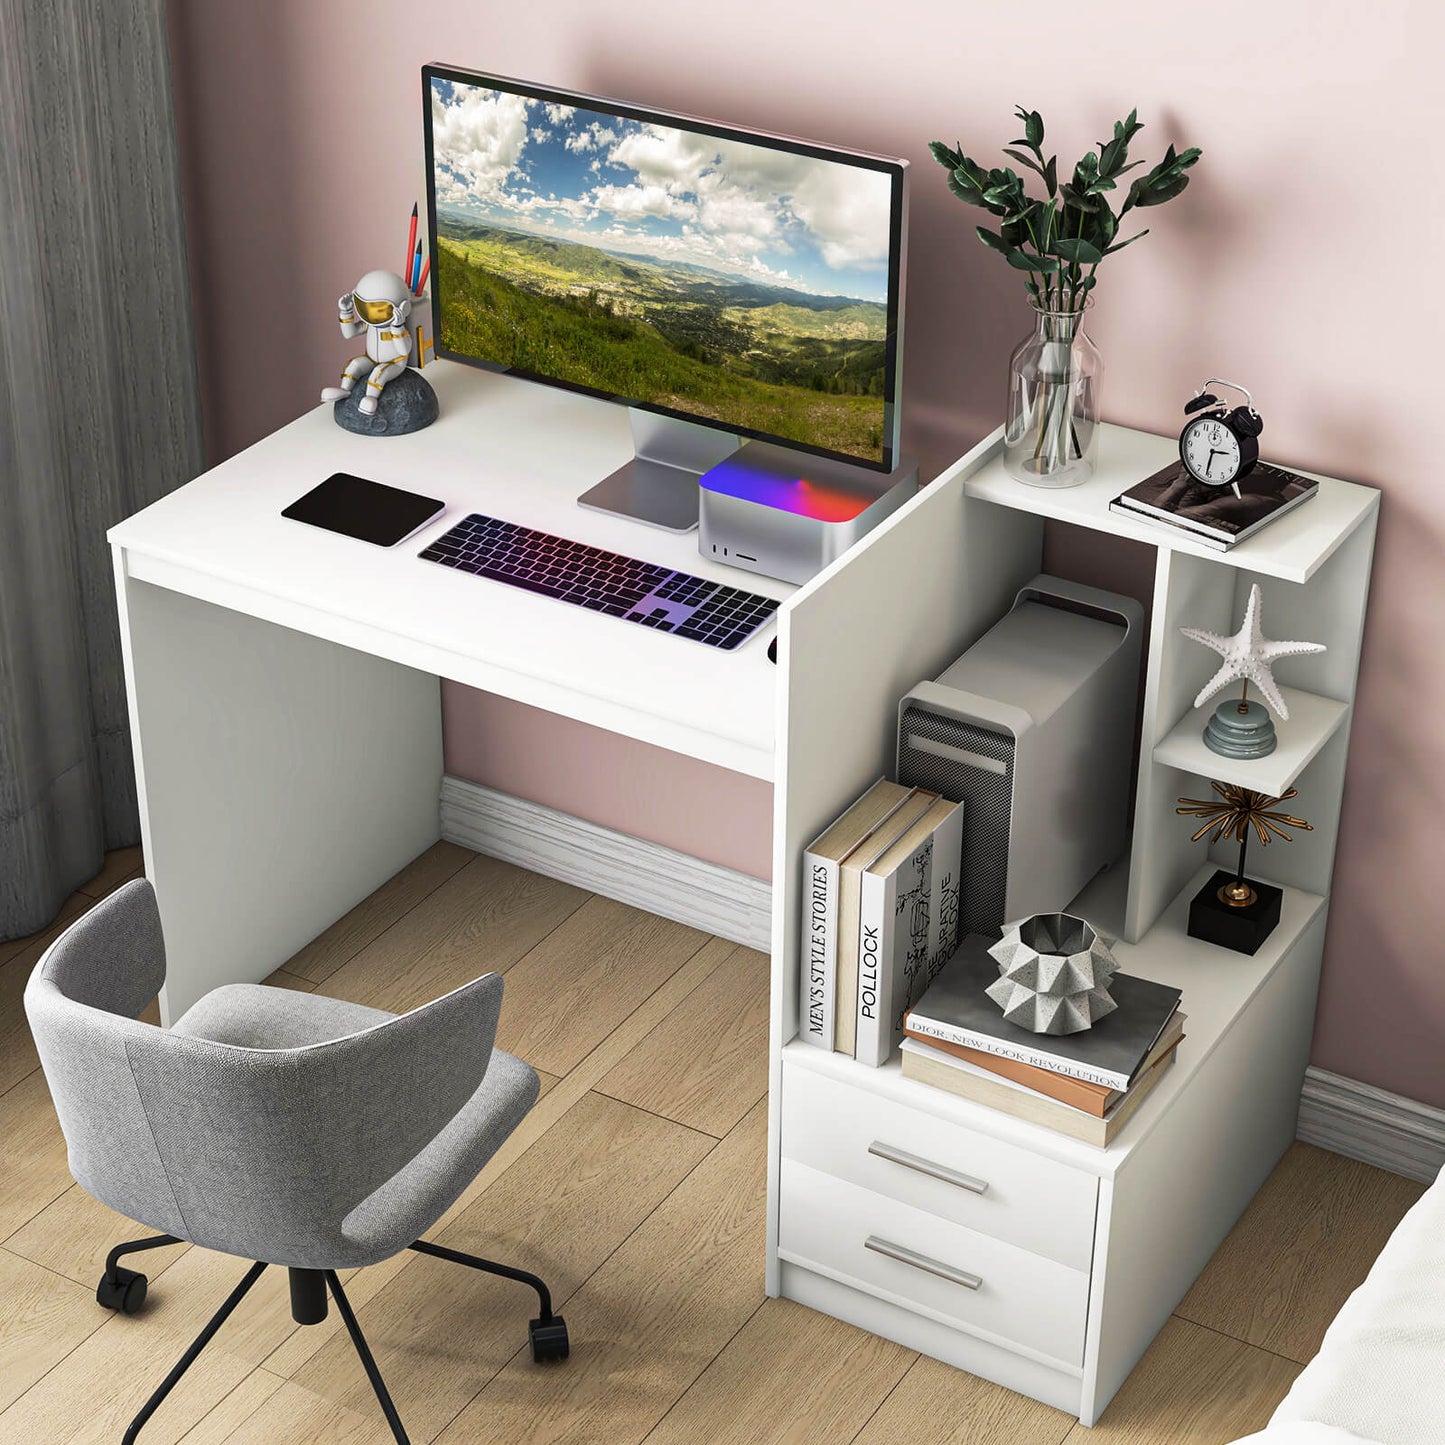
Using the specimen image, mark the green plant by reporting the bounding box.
[930,108,1201,313]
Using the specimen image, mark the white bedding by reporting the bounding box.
[1233,1426,1381,1445]
[1233,1167,1445,1445]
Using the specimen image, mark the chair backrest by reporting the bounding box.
[25,880,504,1266]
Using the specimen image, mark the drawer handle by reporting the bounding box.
[868,1140,988,1196]
[865,1235,982,1292]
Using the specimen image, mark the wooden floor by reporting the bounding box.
[0,844,1426,1443]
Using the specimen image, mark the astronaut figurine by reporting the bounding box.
[321,270,414,415]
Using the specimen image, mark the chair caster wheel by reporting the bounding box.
[96,1266,148,1315]
[529,1315,569,1362]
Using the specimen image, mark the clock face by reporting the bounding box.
[1181,417,1242,485]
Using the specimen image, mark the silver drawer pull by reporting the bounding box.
[868,1140,988,1195]
[866,1235,982,1291]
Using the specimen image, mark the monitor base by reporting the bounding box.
[578,409,740,533]
[577,457,703,534]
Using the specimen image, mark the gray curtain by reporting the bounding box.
[0,0,205,938]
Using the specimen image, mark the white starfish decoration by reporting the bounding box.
[1180,583,1325,720]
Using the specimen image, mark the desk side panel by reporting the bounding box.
[115,552,442,1021]
[768,431,1042,1291]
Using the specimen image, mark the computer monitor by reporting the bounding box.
[423,65,908,531]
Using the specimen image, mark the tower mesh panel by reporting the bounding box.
[898,704,1013,936]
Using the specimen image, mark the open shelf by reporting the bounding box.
[961,425,1379,585]
[1153,686,1350,796]
[781,864,1326,1180]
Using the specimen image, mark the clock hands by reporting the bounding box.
[1205,448,1222,477]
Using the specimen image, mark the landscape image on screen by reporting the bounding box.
[429,76,896,464]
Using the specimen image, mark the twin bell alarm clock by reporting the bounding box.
[1178,380,1263,497]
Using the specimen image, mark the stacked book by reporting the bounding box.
[799,779,964,1067]
[902,934,1185,1147]
[1110,460,1318,551]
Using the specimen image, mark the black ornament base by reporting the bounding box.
[1187,870,1282,955]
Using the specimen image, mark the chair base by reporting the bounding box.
[104,1231,568,1444]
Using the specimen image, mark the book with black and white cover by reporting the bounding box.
[904,933,1182,1091]
[920,799,964,993]
[1112,460,1319,548]
[797,780,913,1049]
[835,789,936,1056]
[855,798,956,1067]
[1109,500,1228,550]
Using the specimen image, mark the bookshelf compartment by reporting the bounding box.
[770,422,1376,1424]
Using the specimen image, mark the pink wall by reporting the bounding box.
[166,1,1443,1105]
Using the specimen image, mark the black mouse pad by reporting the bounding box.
[283,473,444,547]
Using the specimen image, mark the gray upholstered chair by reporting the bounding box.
[24,878,568,1444]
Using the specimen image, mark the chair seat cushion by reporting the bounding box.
[173,984,394,1049]
[340,1046,539,1262]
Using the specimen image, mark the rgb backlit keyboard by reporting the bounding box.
[419,513,780,651]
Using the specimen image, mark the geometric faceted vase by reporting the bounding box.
[986,912,1119,1035]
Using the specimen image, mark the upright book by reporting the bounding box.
[797,780,913,1049]
[922,799,964,990]
[905,934,1182,1091]
[834,788,937,1056]
[855,797,960,1068]
[1112,460,1319,549]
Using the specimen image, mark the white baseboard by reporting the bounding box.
[1298,1067,1445,1184]
[439,775,772,953]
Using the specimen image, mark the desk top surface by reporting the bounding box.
[110,361,790,779]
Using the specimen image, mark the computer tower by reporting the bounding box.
[896,575,1143,936]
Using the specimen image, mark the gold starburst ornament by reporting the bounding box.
[1176,782,1312,908]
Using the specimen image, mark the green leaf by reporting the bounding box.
[1105,228,1150,253]
[1052,237,1104,265]
[947,165,990,206]
[1002,147,1048,182]
[1044,155,1058,194]
[1131,173,1191,208]
[975,225,1011,254]
[928,140,962,170]
[1022,108,1044,149]
[1006,249,1060,273]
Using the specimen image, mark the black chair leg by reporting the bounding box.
[408,1238,569,1362]
[122,1260,267,1444]
[324,1270,411,1444]
[96,1233,182,1315]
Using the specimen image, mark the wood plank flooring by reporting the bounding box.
[0,844,1427,1443]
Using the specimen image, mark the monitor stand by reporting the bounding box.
[577,409,739,533]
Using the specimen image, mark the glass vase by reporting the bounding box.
[1004,303,1102,488]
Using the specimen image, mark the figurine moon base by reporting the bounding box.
[1186,869,1282,954]
[1202,698,1277,758]
[332,368,438,436]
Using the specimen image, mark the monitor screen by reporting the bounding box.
[423,66,906,472]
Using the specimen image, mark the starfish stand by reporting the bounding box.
[1179,584,1326,762]
[1201,681,1278,759]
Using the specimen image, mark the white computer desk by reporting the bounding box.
[109,360,791,1023]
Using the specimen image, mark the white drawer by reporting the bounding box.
[779,1160,1089,1367]
[781,1062,1097,1271]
